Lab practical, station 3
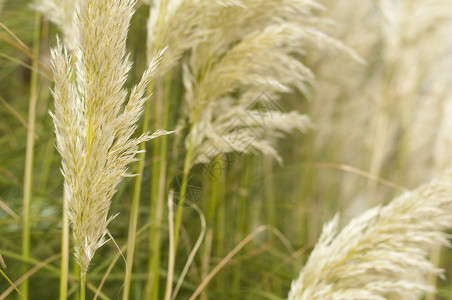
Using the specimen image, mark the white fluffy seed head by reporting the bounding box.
[148,0,358,166]
[288,170,452,300]
[51,0,170,274]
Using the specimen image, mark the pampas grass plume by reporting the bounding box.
[146,0,359,166]
[51,0,170,275]
[289,170,452,299]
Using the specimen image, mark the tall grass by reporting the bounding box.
[20,11,41,298]
[49,0,170,297]
[1,0,452,299]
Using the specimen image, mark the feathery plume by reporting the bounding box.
[288,170,452,299]
[147,0,331,74]
[146,0,242,73]
[51,0,170,275]
[183,8,357,166]
[147,0,357,166]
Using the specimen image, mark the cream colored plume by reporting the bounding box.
[288,170,452,299]
[146,0,244,73]
[146,0,336,74]
[50,0,170,275]
[147,0,358,166]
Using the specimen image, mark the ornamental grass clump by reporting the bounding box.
[183,22,359,166]
[147,0,360,167]
[50,0,169,289]
[288,170,452,299]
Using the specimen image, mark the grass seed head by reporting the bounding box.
[51,0,170,274]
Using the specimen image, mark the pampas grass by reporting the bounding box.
[289,170,452,299]
[151,0,360,167]
[2,0,452,299]
[143,2,363,299]
[50,0,169,296]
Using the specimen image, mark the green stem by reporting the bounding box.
[232,157,250,294]
[126,0,169,297]
[200,156,223,300]
[200,228,213,300]
[21,12,41,298]
[146,71,172,300]
[74,262,80,300]
[0,268,27,300]
[212,157,226,292]
[36,138,55,215]
[263,156,275,230]
[60,194,69,300]
[163,139,193,300]
[122,81,154,300]
[199,156,224,299]
[0,249,61,275]
[173,141,193,251]
[80,272,86,300]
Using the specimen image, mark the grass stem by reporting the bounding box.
[0,268,27,300]
[163,137,193,300]
[21,12,41,299]
[122,81,155,300]
[146,71,172,300]
[80,272,86,300]
[173,141,193,250]
[164,191,175,300]
[60,194,69,300]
